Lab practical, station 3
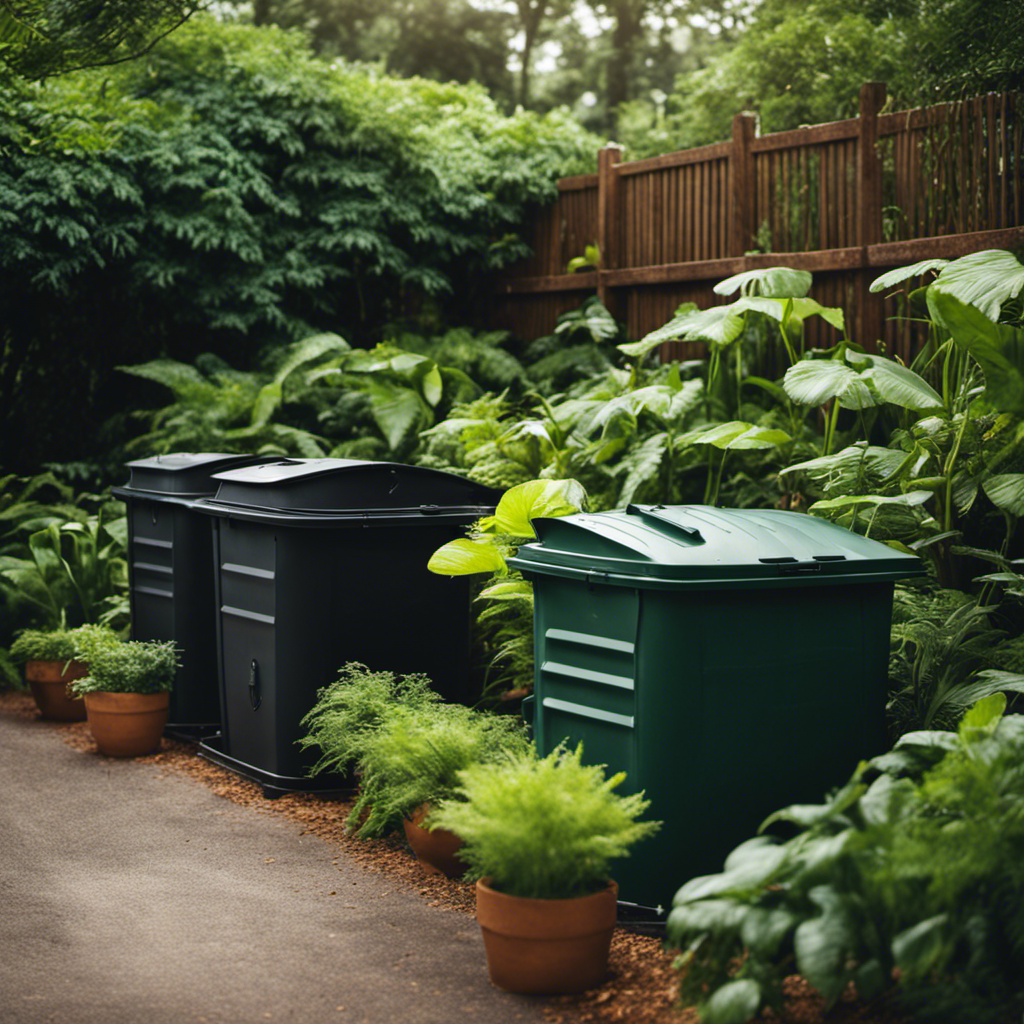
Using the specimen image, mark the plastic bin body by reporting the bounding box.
[193,459,499,794]
[112,453,268,731]
[509,504,925,913]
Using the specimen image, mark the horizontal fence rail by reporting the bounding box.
[491,84,1024,364]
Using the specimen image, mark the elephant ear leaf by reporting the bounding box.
[928,249,1024,321]
[929,292,1024,414]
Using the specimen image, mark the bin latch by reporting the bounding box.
[249,658,262,711]
[778,561,823,575]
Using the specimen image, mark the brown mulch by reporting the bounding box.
[2,689,909,1024]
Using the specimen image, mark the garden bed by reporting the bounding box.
[1,688,912,1024]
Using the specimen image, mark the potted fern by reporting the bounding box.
[431,744,660,994]
[348,702,530,877]
[297,662,443,783]
[10,625,119,722]
[70,640,178,757]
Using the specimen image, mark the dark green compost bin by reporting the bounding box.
[508,503,926,915]
[191,458,500,797]
[112,453,270,734]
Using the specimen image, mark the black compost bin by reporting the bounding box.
[191,458,500,796]
[112,453,270,733]
[508,503,926,915]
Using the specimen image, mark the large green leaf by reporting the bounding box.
[744,296,845,332]
[701,979,762,1024]
[869,259,949,293]
[487,479,584,537]
[891,914,949,983]
[365,379,429,450]
[928,292,1024,414]
[714,267,812,298]
[252,334,350,427]
[929,249,1024,321]
[784,360,863,406]
[618,303,700,358]
[427,538,507,576]
[982,473,1024,516]
[682,421,790,450]
[793,886,858,1004]
[854,354,944,411]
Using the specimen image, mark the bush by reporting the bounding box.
[347,703,530,838]
[70,640,178,695]
[297,662,442,779]
[0,17,598,470]
[667,693,1024,1024]
[432,743,660,899]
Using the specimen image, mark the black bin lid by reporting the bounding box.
[508,504,926,590]
[112,453,272,499]
[193,458,500,525]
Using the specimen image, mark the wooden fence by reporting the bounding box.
[491,84,1024,363]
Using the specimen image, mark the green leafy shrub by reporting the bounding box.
[0,16,597,469]
[9,623,119,664]
[70,640,178,696]
[431,743,660,899]
[297,662,442,779]
[0,507,128,633]
[667,693,1024,1024]
[347,703,531,839]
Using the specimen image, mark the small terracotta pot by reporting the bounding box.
[475,877,618,994]
[25,659,88,722]
[402,805,466,878]
[83,691,170,757]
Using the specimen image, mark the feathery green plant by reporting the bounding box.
[297,662,441,779]
[431,743,660,899]
[347,703,531,839]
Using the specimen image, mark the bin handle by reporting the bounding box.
[249,658,262,711]
[625,504,703,542]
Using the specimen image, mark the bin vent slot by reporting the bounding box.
[222,562,276,580]
[222,604,276,626]
[134,584,173,599]
[133,560,172,576]
[541,660,634,691]
[813,555,847,562]
[759,556,798,564]
[545,628,635,655]
[135,536,173,550]
[542,697,634,729]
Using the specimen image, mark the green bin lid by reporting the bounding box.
[113,453,270,498]
[507,504,926,590]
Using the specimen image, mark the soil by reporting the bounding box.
[2,689,910,1024]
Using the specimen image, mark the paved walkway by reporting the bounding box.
[0,709,550,1024]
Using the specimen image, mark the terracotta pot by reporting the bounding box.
[402,804,466,878]
[475,877,618,994]
[25,659,88,722]
[83,691,170,757]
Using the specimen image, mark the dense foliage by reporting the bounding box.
[667,693,1024,1023]
[0,16,597,470]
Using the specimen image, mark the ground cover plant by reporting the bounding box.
[666,692,1024,1024]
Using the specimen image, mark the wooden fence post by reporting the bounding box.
[857,82,886,348]
[597,144,622,310]
[731,113,757,256]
